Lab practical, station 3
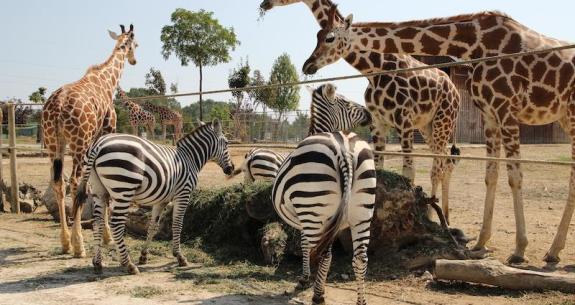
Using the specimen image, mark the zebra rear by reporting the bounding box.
[272,131,375,305]
[230,148,285,183]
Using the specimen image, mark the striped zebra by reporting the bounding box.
[73,119,234,275]
[229,148,285,183]
[272,83,375,305]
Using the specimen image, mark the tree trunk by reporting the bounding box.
[199,62,203,121]
[435,259,575,293]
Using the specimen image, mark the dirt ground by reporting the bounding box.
[1,144,575,305]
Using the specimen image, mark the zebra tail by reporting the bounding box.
[310,146,354,265]
[72,142,100,218]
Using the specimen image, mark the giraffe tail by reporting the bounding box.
[449,144,461,165]
[310,143,353,265]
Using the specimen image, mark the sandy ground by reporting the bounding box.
[1,144,575,304]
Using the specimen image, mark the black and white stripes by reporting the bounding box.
[308,83,372,136]
[273,83,375,305]
[74,119,233,274]
[231,148,285,183]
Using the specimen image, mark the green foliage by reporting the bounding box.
[160,8,240,67]
[182,99,232,126]
[268,53,299,117]
[249,69,272,111]
[169,82,178,94]
[228,59,251,106]
[28,87,47,103]
[209,103,231,122]
[145,67,166,95]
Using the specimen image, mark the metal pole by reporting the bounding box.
[0,107,4,212]
[7,103,19,214]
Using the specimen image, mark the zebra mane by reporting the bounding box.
[176,123,213,147]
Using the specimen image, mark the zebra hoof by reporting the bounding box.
[296,278,310,290]
[138,255,148,265]
[312,295,325,305]
[93,264,103,275]
[177,256,189,267]
[127,263,140,275]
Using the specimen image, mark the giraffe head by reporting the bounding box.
[303,7,353,75]
[308,83,372,135]
[108,24,138,65]
[259,0,305,11]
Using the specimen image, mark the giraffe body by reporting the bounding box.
[117,88,156,139]
[310,10,575,264]
[41,25,138,257]
[141,101,183,141]
[263,0,461,222]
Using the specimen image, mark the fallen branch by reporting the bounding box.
[434,259,575,293]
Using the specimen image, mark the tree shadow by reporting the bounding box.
[178,294,291,305]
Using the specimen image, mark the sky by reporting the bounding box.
[1,0,574,111]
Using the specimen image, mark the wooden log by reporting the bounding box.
[435,259,575,293]
[7,103,19,214]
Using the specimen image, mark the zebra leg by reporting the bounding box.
[171,194,191,267]
[296,233,311,290]
[92,195,106,274]
[351,238,369,305]
[139,202,168,265]
[110,199,139,275]
[311,245,333,305]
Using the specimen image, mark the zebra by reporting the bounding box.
[73,119,234,275]
[228,148,286,183]
[272,83,376,305]
[307,83,372,135]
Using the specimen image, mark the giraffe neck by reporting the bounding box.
[85,46,128,101]
[301,0,343,28]
[349,11,559,60]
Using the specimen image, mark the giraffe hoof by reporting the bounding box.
[506,254,528,265]
[312,295,325,305]
[127,263,140,275]
[543,253,560,264]
[73,250,87,258]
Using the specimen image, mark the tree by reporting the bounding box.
[145,68,166,95]
[170,83,178,94]
[249,70,273,139]
[228,59,251,110]
[268,53,300,132]
[161,8,240,120]
[29,87,47,103]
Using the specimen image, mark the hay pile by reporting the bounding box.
[125,169,467,267]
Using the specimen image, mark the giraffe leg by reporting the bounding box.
[162,125,167,141]
[139,202,168,265]
[102,202,114,246]
[132,125,138,136]
[371,121,388,170]
[400,128,415,183]
[70,158,86,258]
[171,193,191,267]
[297,233,311,290]
[545,112,575,263]
[472,122,501,254]
[53,174,72,254]
[311,245,332,305]
[498,125,528,264]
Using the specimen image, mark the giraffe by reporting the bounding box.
[261,0,461,222]
[116,88,156,139]
[41,24,138,257]
[307,10,575,264]
[141,101,183,141]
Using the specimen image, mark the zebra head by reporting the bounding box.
[308,83,372,135]
[204,119,235,176]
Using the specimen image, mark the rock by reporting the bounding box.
[421,271,433,281]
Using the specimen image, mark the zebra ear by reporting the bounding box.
[305,85,315,94]
[212,118,222,135]
[197,120,205,127]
